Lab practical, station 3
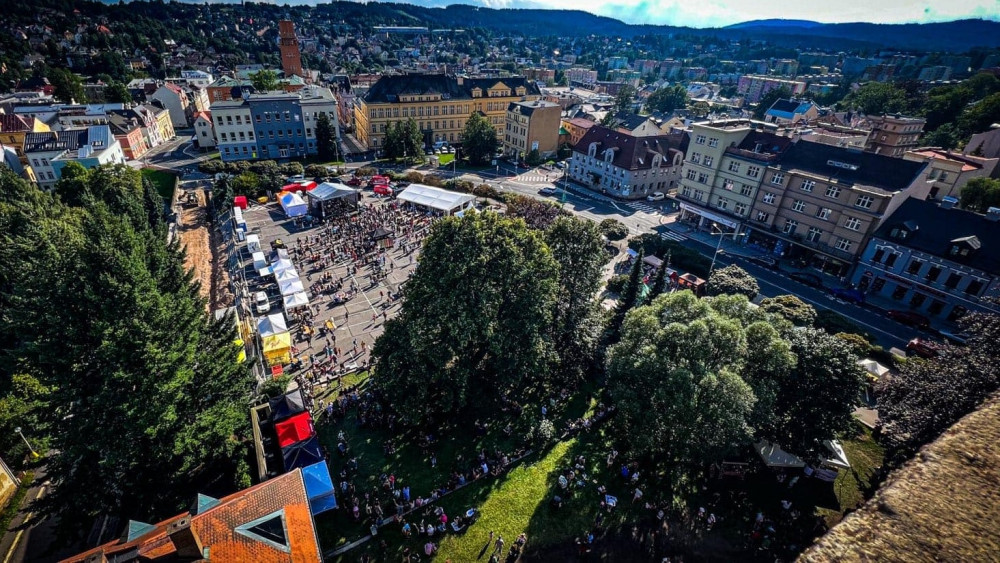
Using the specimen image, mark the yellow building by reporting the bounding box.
[154,107,175,142]
[354,74,540,151]
[0,114,51,165]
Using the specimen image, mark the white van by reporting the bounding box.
[254,291,270,314]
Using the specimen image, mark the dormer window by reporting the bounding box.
[949,235,981,259]
[890,227,909,240]
[471,88,482,98]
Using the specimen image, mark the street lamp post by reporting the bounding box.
[708,222,728,279]
[14,426,40,459]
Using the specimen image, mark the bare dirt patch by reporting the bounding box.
[177,189,232,311]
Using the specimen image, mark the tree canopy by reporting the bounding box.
[959,177,1000,213]
[315,111,339,162]
[707,264,760,300]
[461,112,499,165]
[371,212,559,426]
[645,84,689,114]
[250,69,279,92]
[839,82,907,115]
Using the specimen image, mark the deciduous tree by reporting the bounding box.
[645,84,689,114]
[707,264,759,300]
[250,69,279,92]
[461,112,499,165]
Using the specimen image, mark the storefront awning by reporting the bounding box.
[679,202,739,229]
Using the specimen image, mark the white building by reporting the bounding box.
[567,124,687,200]
[211,99,256,160]
[193,111,215,149]
[150,83,190,128]
[24,125,125,190]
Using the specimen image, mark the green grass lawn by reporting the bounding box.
[817,425,885,526]
[140,168,178,200]
[437,153,455,166]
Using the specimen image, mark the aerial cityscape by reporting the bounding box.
[1,1,999,561]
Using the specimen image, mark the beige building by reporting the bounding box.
[903,148,999,200]
[865,115,925,157]
[354,74,540,152]
[567,124,688,200]
[745,140,930,276]
[503,100,561,159]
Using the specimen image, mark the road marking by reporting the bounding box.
[2,485,47,563]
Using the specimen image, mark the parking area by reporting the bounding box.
[238,192,433,384]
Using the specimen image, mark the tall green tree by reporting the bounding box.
[544,216,607,384]
[250,69,279,92]
[840,82,907,115]
[105,81,134,104]
[759,295,817,327]
[602,84,637,125]
[461,112,499,165]
[959,177,1000,213]
[371,212,559,426]
[646,258,668,304]
[315,111,339,162]
[607,247,643,343]
[707,264,760,300]
[47,67,86,104]
[402,118,424,162]
[645,84,689,114]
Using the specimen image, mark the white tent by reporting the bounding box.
[283,291,309,310]
[257,313,288,337]
[396,184,476,215]
[279,192,308,217]
[279,279,307,297]
[755,440,852,470]
[858,358,890,380]
[246,234,261,253]
[275,268,300,283]
[271,258,296,274]
[251,251,268,271]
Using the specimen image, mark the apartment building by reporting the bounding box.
[736,75,808,104]
[745,141,929,277]
[562,118,597,147]
[24,126,125,189]
[503,100,561,159]
[677,120,794,236]
[211,87,339,161]
[0,113,50,165]
[150,83,190,128]
[567,124,688,200]
[865,115,926,157]
[903,148,999,200]
[851,197,1000,323]
[354,74,540,152]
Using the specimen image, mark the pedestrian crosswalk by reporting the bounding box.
[659,230,687,242]
[626,201,662,214]
[514,174,551,183]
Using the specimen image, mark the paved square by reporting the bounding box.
[239,192,434,386]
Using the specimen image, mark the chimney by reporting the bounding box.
[986,207,1000,222]
[940,196,958,210]
[456,76,464,86]
[167,516,204,560]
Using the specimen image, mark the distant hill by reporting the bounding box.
[96,1,1000,52]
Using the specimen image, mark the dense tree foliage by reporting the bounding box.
[315,112,340,162]
[598,218,628,241]
[839,82,907,115]
[959,177,1000,213]
[606,248,644,343]
[877,311,1000,464]
[645,84,689,114]
[462,112,499,165]
[707,264,759,300]
[759,295,817,327]
[0,166,253,540]
[371,212,559,426]
[608,291,862,467]
[250,69,279,92]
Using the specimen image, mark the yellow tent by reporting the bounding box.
[233,338,247,363]
[262,332,292,366]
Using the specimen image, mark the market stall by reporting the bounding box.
[262,331,293,366]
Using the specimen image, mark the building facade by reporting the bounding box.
[865,115,926,157]
[194,111,215,149]
[562,117,597,147]
[903,148,999,200]
[851,197,1000,323]
[212,100,257,161]
[737,75,808,104]
[25,126,125,189]
[279,20,304,79]
[151,83,190,128]
[0,113,50,164]
[503,100,561,159]
[354,74,540,151]
[567,124,687,200]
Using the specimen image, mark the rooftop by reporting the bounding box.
[802,393,1000,562]
[573,124,689,171]
[773,140,927,196]
[363,74,540,104]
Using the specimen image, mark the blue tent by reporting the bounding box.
[302,461,338,515]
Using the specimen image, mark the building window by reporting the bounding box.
[717,197,729,210]
[885,253,899,267]
[792,200,806,212]
[947,305,968,322]
[801,180,815,192]
[762,192,776,204]
[685,169,697,181]
[826,185,841,198]
[723,179,735,191]
[734,202,748,215]
[698,173,709,184]
[835,238,852,252]
[845,217,861,231]
[925,266,942,282]
[695,134,706,145]
[690,152,701,164]
[756,211,770,223]
[928,299,946,315]
[740,184,753,196]
[891,284,908,300]
[872,248,885,263]
[944,272,962,289]
[816,208,831,220]
[747,165,760,178]
[728,161,740,173]
[783,219,798,234]
[965,279,984,296]
[906,259,923,275]
[694,190,705,202]
[807,227,822,242]
[703,155,714,167]
[682,186,692,198]
[855,195,874,209]
[708,137,719,147]
[771,172,785,185]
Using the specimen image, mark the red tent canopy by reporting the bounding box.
[281,181,318,193]
[275,411,315,448]
[233,195,248,210]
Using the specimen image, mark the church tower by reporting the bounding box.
[278,20,303,79]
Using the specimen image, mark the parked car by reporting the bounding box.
[887,310,931,329]
[647,192,666,202]
[830,287,866,304]
[538,186,558,196]
[747,255,779,270]
[555,161,567,169]
[374,184,394,196]
[254,291,270,314]
[937,329,969,345]
[346,177,362,187]
[788,272,824,288]
[907,337,944,358]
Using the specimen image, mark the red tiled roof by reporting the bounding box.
[573,124,689,171]
[61,470,323,563]
[0,114,32,132]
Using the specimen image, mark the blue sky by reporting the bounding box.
[468,0,1000,27]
